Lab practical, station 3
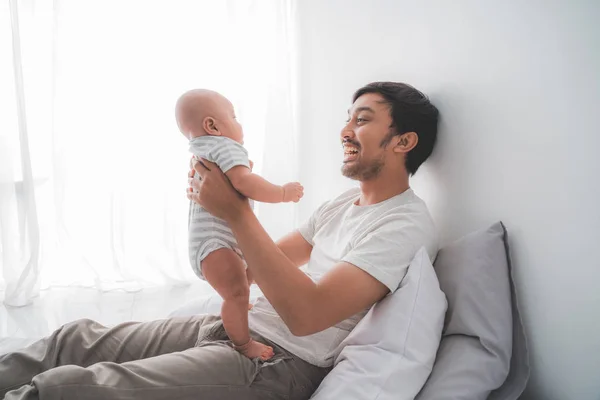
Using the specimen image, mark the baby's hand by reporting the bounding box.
[282,182,304,203]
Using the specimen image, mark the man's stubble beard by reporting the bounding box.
[341,154,385,181]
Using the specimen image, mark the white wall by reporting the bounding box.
[296,1,600,399]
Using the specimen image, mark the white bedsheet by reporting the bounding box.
[0,281,215,355]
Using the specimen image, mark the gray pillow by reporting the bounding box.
[416,222,530,400]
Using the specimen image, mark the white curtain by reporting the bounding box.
[0,0,299,306]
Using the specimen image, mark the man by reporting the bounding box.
[0,82,439,400]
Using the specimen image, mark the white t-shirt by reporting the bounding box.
[247,187,438,367]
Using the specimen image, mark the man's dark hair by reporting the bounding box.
[353,82,439,175]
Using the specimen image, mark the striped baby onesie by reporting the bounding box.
[188,136,251,279]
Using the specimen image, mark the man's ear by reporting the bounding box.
[203,117,221,136]
[392,132,418,153]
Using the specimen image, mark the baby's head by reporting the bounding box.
[175,89,243,144]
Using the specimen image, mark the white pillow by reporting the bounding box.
[310,247,447,400]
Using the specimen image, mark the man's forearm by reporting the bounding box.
[233,174,283,203]
[229,208,318,334]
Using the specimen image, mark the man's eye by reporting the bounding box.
[357,117,366,123]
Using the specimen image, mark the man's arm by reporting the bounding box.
[226,166,303,203]
[276,231,313,268]
[189,159,388,336]
[229,208,389,336]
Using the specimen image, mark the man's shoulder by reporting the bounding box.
[391,198,438,261]
[357,189,438,259]
[378,190,436,233]
[316,187,431,221]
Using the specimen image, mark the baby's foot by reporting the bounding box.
[235,339,274,361]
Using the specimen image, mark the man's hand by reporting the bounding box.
[282,182,304,203]
[187,158,251,222]
[249,160,254,171]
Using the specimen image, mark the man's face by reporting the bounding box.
[341,93,394,180]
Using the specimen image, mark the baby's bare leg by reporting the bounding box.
[246,268,254,286]
[246,268,255,310]
[201,248,274,361]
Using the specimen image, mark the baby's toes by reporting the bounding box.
[261,346,275,360]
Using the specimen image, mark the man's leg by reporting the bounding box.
[0,314,219,398]
[4,321,330,400]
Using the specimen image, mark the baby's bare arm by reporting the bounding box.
[226,166,287,203]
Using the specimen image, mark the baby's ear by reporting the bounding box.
[203,117,221,136]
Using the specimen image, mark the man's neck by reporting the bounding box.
[357,169,410,206]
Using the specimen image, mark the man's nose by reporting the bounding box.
[340,124,355,140]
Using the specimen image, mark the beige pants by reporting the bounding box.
[0,315,329,400]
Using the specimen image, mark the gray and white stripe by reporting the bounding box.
[187,136,251,274]
[189,136,250,173]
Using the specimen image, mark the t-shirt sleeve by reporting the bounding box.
[342,221,429,293]
[208,139,250,173]
[298,201,329,246]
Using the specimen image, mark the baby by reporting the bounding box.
[176,89,304,361]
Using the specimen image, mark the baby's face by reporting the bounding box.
[217,98,244,145]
